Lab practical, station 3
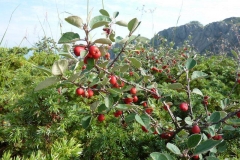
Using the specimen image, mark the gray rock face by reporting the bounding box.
[151,17,240,54]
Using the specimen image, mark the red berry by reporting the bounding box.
[114,110,122,117]
[212,134,222,140]
[179,102,188,112]
[124,97,133,104]
[237,79,240,84]
[145,108,153,114]
[162,65,168,69]
[192,155,199,160]
[191,125,201,134]
[109,75,117,85]
[105,52,110,60]
[82,65,86,70]
[237,112,240,118]
[141,126,148,132]
[129,71,133,76]
[132,95,138,103]
[204,96,209,100]
[89,46,101,59]
[76,87,84,96]
[142,102,148,107]
[130,87,137,95]
[84,89,94,98]
[73,46,85,56]
[98,114,105,122]
[163,105,170,111]
[151,67,158,72]
[160,131,174,139]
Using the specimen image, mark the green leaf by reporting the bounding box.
[115,36,123,42]
[209,112,221,123]
[112,11,119,18]
[58,32,80,44]
[188,134,202,148]
[34,77,60,91]
[52,59,68,76]
[231,50,238,59]
[166,143,182,155]
[120,65,129,72]
[223,125,235,131]
[193,139,222,155]
[220,98,230,110]
[109,32,115,42]
[116,104,135,110]
[125,113,136,123]
[226,118,240,126]
[86,58,94,70]
[128,57,141,68]
[185,117,193,125]
[217,141,227,152]
[135,114,146,127]
[98,104,108,113]
[67,72,81,82]
[115,20,128,27]
[99,9,109,17]
[107,88,122,95]
[90,101,100,111]
[192,88,203,96]
[65,16,83,28]
[33,65,51,75]
[150,152,168,160]
[185,58,197,70]
[141,114,150,127]
[128,18,139,32]
[191,71,208,80]
[81,116,91,129]
[59,52,74,59]
[168,83,183,90]
[89,15,111,30]
[93,38,112,45]
[206,156,219,160]
[105,95,114,108]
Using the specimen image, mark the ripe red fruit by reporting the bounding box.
[73,46,85,56]
[141,126,148,132]
[84,89,94,98]
[237,112,240,118]
[105,52,110,60]
[98,114,105,122]
[124,97,133,104]
[76,87,84,96]
[237,79,240,84]
[179,102,188,112]
[163,104,170,111]
[151,67,158,72]
[192,155,199,160]
[109,75,117,85]
[82,65,86,70]
[202,100,208,105]
[145,108,153,114]
[212,134,222,140]
[132,95,138,103]
[114,110,122,117]
[191,125,201,134]
[160,131,174,139]
[142,102,148,107]
[129,71,133,76]
[89,46,101,59]
[162,65,168,69]
[204,96,209,100]
[130,87,137,95]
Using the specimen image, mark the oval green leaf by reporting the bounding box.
[128,57,141,68]
[128,18,139,32]
[168,83,183,90]
[135,114,146,127]
[188,134,202,148]
[192,88,203,96]
[34,77,60,91]
[191,71,208,80]
[99,9,109,17]
[89,15,111,30]
[193,139,222,155]
[150,152,168,160]
[58,32,80,44]
[209,112,221,123]
[52,59,68,76]
[93,38,112,45]
[115,20,128,27]
[113,11,119,18]
[166,143,182,155]
[81,116,92,129]
[185,58,197,70]
[65,16,83,28]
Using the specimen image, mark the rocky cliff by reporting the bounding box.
[151,17,240,54]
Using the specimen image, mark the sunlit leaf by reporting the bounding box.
[65,16,83,28]
[58,32,80,44]
[34,77,60,91]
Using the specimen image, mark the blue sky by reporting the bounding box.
[1,0,240,48]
